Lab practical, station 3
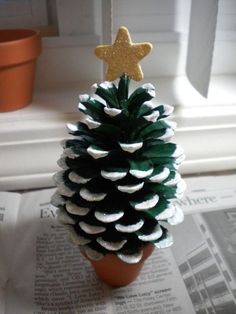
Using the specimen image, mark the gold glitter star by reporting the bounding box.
[95,26,152,81]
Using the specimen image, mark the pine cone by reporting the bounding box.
[52,75,185,264]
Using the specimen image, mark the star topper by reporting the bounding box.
[95,26,152,81]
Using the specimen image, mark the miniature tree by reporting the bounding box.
[52,27,185,272]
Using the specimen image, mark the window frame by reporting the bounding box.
[0,0,48,28]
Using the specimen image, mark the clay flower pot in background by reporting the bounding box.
[0,29,42,112]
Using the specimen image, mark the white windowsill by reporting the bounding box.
[0,75,236,191]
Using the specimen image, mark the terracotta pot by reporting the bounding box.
[84,244,155,287]
[0,29,42,112]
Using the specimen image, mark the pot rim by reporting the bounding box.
[0,29,40,45]
[0,28,41,67]
[84,243,155,286]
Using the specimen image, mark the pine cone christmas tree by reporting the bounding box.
[52,27,185,268]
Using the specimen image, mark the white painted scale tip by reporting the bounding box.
[172,145,184,158]
[143,101,159,109]
[78,102,87,111]
[129,167,153,179]
[164,173,181,186]
[51,192,65,207]
[142,83,156,98]
[134,194,159,210]
[79,188,107,202]
[167,205,184,225]
[100,81,113,89]
[66,200,90,216]
[154,232,173,249]
[67,123,78,132]
[85,117,101,129]
[60,139,67,148]
[176,153,186,165]
[60,150,79,160]
[57,183,75,197]
[57,208,75,225]
[63,148,79,159]
[163,104,174,115]
[117,182,144,194]
[155,204,176,220]
[96,237,127,251]
[63,147,75,159]
[53,170,64,185]
[79,221,106,234]
[101,170,127,181]
[104,107,122,117]
[142,83,155,90]
[117,250,143,264]
[138,224,163,241]
[176,179,187,195]
[158,128,175,141]
[87,146,109,159]
[84,246,104,261]
[79,94,90,102]
[69,171,91,184]
[119,142,143,153]
[115,219,144,233]
[91,83,98,93]
[166,120,177,130]
[94,211,124,223]
[143,111,160,122]
[57,157,68,170]
[69,228,91,245]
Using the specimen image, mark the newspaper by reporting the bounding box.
[0,173,236,314]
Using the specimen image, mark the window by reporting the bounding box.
[0,0,235,190]
[0,0,48,29]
